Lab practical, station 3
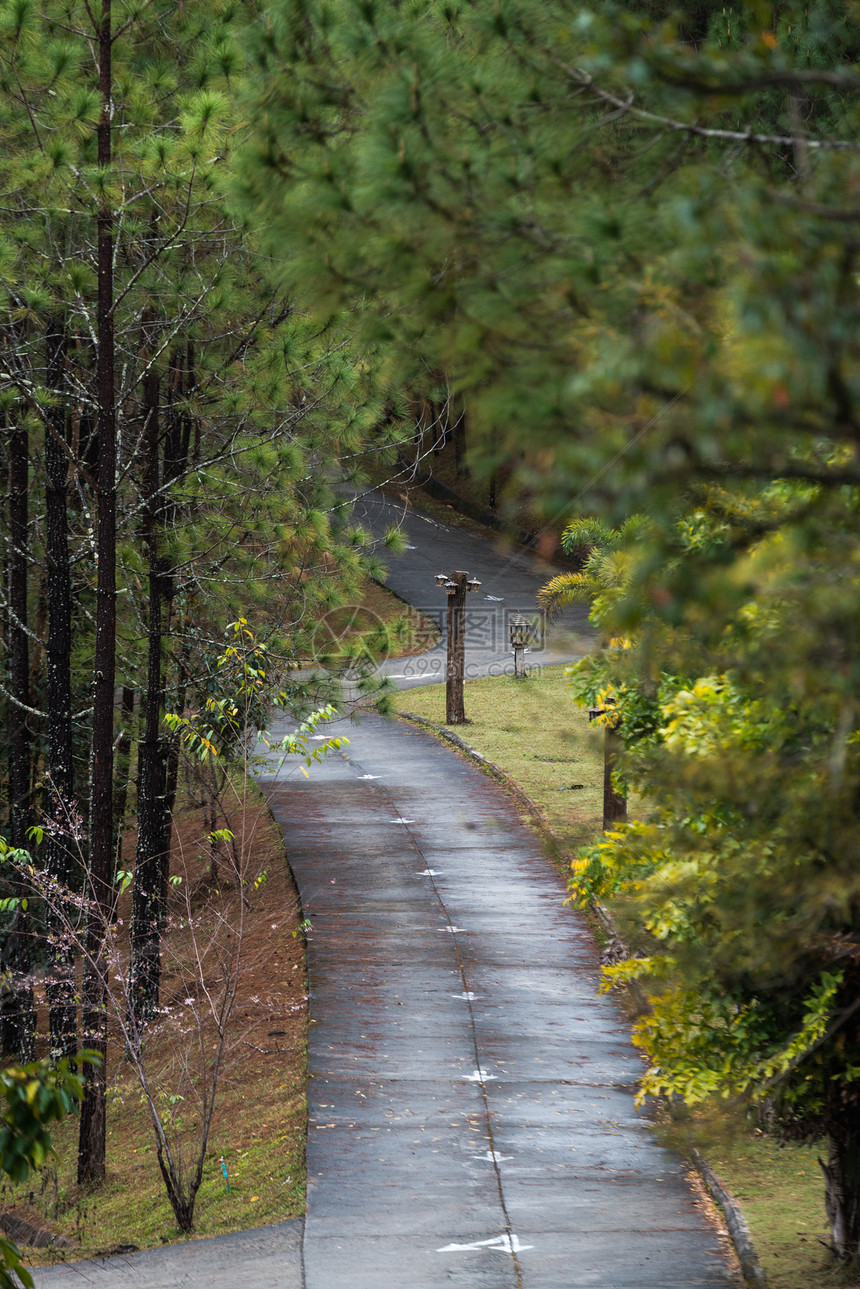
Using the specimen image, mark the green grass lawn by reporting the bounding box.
[397,665,844,1288]
[708,1139,835,1289]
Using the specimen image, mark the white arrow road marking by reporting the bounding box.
[473,1150,513,1162]
[417,869,441,875]
[388,818,415,824]
[437,1234,533,1254]
[453,991,478,1000]
[484,595,504,602]
[463,1068,497,1082]
[358,774,379,779]
[438,926,465,933]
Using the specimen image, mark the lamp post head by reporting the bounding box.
[509,612,531,648]
[435,573,448,586]
[466,577,481,593]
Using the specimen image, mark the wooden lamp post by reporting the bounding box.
[435,570,481,723]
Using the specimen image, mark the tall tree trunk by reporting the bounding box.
[79,0,116,1185]
[159,611,187,928]
[822,992,860,1265]
[8,417,31,846]
[111,684,135,905]
[130,372,167,1027]
[44,317,78,1063]
[155,346,195,928]
[5,413,36,1060]
[602,724,627,831]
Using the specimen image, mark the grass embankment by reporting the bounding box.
[10,785,308,1266]
[400,664,603,861]
[708,1139,834,1289]
[399,665,836,1288]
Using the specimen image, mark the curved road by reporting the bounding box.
[348,489,593,687]
[32,494,735,1288]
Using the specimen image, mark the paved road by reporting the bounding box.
[346,490,593,687]
[260,715,734,1289]
[31,495,736,1287]
[29,1221,303,1287]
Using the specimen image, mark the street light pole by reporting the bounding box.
[435,570,481,725]
[446,571,467,724]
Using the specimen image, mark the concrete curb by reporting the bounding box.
[395,708,765,1289]
[690,1150,767,1288]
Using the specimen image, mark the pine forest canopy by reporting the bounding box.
[237,0,860,1263]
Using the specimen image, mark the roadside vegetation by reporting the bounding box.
[241,0,860,1264]
[3,578,412,1261]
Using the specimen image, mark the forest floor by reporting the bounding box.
[8,783,308,1264]
[399,666,843,1289]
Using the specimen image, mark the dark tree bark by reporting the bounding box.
[602,725,628,830]
[111,684,135,900]
[79,0,117,1185]
[160,641,185,920]
[44,317,78,1063]
[4,413,36,1060]
[821,992,860,1264]
[451,402,467,478]
[155,345,197,927]
[8,417,31,845]
[130,371,168,1027]
[822,1114,860,1265]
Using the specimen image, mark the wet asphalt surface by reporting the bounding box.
[346,490,593,688]
[31,493,736,1287]
[260,715,735,1289]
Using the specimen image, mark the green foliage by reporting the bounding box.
[0,1059,85,1183]
[0,1057,88,1288]
[165,620,349,773]
[272,706,349,779]
[0,0,396,792]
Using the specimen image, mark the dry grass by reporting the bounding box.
[8,781,308,1265]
